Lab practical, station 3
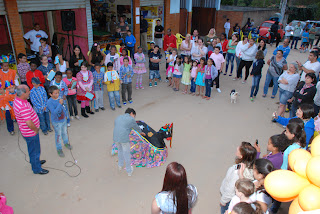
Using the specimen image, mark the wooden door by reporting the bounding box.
[191,7,216,36]
[179,8,187,35]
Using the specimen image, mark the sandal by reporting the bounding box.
[196,93,200,96]
[262,94,266,98]
[271,95,275,99]
[206,97,210,100]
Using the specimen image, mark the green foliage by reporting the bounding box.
[222,0,234,5]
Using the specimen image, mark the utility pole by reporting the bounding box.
[280,0,288,24]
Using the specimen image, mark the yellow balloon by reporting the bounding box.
[289,198,304,214]
[298,184,320,211]
[306,156,320,187]
[288,149,312,178]
[311,135,320,157]
[265,170,310,201]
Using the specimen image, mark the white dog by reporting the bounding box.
[230,90,239,103]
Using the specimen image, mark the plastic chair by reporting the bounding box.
[175,33,185,49]
[115,45,120,54]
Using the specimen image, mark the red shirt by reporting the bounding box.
[26,70,45,89]
[221,39,229,53]
[13,97,40,137]
[163,34,177,51]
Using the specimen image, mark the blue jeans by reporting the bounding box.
[314,104,320,115]
[205,79,212,97]
[220,201,230,214]
[263,73,279,96]
[5,110,14,132]
[108,90,121,108]
[63,101,70,124]
[290,101,299,118]
[279,88,293,105]
[250,75,261,97]
[291,36,300,49]
[24,134,42,173]
[225,53,235,74]
[270,200,282,213]
[52,120,69,151]
[236,57,242,78]
[37,111,51,133]
[116,142,132,173]
[190,78,196,93]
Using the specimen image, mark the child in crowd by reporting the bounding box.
[239,159,274,214]
[47,85,72,157]
[0,193,14,214]
[30,77,52,135]
[93,63,105,112]
[231,202,263,214]
[181,56,192,94]
[55,51,69,78]
[220,141,256,214]
[195,57,206,97]
[63,69,79,120]
[26,61,45,90]
[114,28,122,42]
[104,62,121,110]
[300,29,309,53]
[190,60,198,95]
[255,134,288,169]
[227,179,255,213]
[50,71,70,127]
[0,62,19,89]
[0,81,16,135]
[120,57,134,105]
[119,42,125,55]
[172,55,183,91]
[203,58,218,100]
[120,49,132,66]
[149,45,162,87]
[104,45,121,72]
[125,30,136,59]
[76,61,95,118]
[281,118,307,170]
[148,42,155,57]
[216,38,223,54]
[38,55,55,93]
[209,46,225,93]
[39,37,52,63]
[166,48,177,87]
[17,53,30,85]
[133,46,147,89]
[250,50,265,101]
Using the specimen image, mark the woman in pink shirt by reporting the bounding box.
[63,69,79,120]
[209,46,225,93]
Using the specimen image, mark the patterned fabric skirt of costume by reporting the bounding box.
[111,130,168,168]
[133,63,147,74]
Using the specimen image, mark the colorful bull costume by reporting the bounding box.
[0,81,16,121]
[112,121,173,168]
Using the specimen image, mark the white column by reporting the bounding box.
[86,0,93,49]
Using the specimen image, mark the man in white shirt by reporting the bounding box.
[284,22,294,42]
[23,23,48,54]
[298,51,320,81]
[224,19,231,39]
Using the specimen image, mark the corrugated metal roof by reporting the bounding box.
[16,0,86,12]
[180,0,186,9]
[193,0,217,8]
[140,0,163,6]
[0,0,6,15]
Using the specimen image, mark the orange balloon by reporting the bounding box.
[306,156,320,187]
[311,135,320,157]
[265,170,310,201]
[288,149,312,178]
[272,195,297,203]
[298,184,320,211]
[289,198,304,214]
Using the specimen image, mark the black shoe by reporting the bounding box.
[272,118,277,123]
[36,169,49,175]
[81,108,89,118]
[95,109,99,112]
[118,105,122,108]
[40,160,46,165]
[111,107,115,111]
[86,106,95,114]
[100,107,105,110]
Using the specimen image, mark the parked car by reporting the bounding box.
[258,21,285,43]
[305,20,320,36]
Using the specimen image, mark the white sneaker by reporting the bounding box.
[127,166,134,176]
[67,123,71,127]
[75,115,80,120]
[242,81,246,84]
[70,116,74,120]
[217,88,221,93]
[118,165,123,171]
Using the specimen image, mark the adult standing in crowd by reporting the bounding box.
[309,24,317,50]
[284,22,294,41]
[109,15,117,35]
[118,15,128,41]
[220,33,229,58]
[204,28,217,47]
[273,39,290,59]
[191,38,208,61]
[69,45,87,77]
[154,20,164,50]
[225,34,238,76]
[163,29,177,51]
[262,50,288,98]
[270,21,280,47]
[235,38,257,83]
[23,23,48,65]
[235,36,248,72]
[13,85,49,175]
[140,15,148,52]
[113,108,144,176]
[297,51,320,82]
[291,22,303,49]
[257,39,268,57]
[88,43,105,71]
[224,19,231,39]
[180,34,192,59]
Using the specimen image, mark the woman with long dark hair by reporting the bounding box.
[151,162,198,214]
[69,45,87,77]
[88,43,105,71]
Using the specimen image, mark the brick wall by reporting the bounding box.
[164,0,180,35]
[215,10,243,38]
[4,0,26,56]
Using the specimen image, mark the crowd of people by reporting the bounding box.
[1,19,320,214]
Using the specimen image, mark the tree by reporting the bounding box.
[243,0,254,6]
